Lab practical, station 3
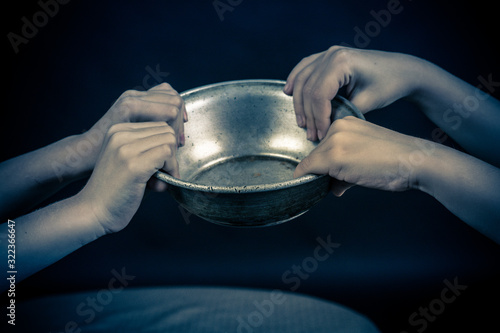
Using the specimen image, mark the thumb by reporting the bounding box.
[293,152,329,179]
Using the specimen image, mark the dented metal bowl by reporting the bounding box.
[155,79,364,227]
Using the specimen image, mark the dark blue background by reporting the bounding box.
[4,0,500,332]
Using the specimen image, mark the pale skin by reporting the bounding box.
[2,49,499,292]
[0,83,186,290]
[285,46,500,244]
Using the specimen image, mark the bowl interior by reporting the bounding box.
[177,80,317,188]
[159,79,363,191]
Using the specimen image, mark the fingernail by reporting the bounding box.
[296,115,304,127]
[317,130,324,141]
[306,128,313,141]
[156,181,168,192]
[283,82,290,94]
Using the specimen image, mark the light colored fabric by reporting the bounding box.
[17,286,380,332]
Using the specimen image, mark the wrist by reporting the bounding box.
[403,57,463,116]
[51,133,101,182]
[402,56,438,106]
[409,142,455,197]
[67,193,107,240]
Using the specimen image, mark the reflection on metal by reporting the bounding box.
[155,79,364,227]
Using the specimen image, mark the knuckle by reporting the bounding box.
[301,54,315,63]
[163,102,182,120]
[106,124,126,140]
[171,94,184,108]
[328,132,350,156]
[156,82,173,90]
[116,96,139,118]
[164,123,176,133]
[343,115,357,122]
[164,131,177,145]
[326,48,353,71]
[168,96,184,112]
[332,47,351,61]
[327,45,343,53]
[330,117,350,132]
[115,142,133,162]
[120,89,138,98]
[159,144,172,158]
[160,130,177,150]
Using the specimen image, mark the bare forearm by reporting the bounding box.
[408,59,500,166]
[413,144,500,244]
[0,194,104,290]
[0,133,99,219]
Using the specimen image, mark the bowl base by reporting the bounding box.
[188,154,298,187]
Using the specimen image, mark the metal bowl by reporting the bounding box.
[155,79,364,227]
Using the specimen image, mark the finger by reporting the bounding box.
[140,88,180,98]
[329,178,355,197]
[138,91,183,108]
[178,103,187,146]
[118,95,185,148]
[147,177,168,192]
[295,52,340,141]
[292,64,316,128]
[160,150,180,179]
[118,89,148,99]
[313,99,333,141]
[293,150,330,179]
[132,130,180,178]
[303,90,318,141]
[137,91,185,146]
[147,82,176,93]
[104,121,172,147]
[306,74,341,141]
[139,142,180,179]
[284,52,324,95]
[107,121,169,133]
[106,121,172,139]
[182,103,188,122]
[128,97,184,124]
[307,55,351,139]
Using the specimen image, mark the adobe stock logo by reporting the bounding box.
[400,277,467,333]
[236,234,340,333]
[7,0,72,54]
[54,267,135,333]
[341,0,409,49]
[212,0,243,21]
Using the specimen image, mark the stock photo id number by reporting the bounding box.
[6,219,17,326]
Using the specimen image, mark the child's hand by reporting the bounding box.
[284,46,422,141]
[82,83,187,171]
[77,122,178,234]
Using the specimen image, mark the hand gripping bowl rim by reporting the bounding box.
[154,79,363,194]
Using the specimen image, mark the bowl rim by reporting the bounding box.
[155,79,356,194]
[155,169,326,194]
